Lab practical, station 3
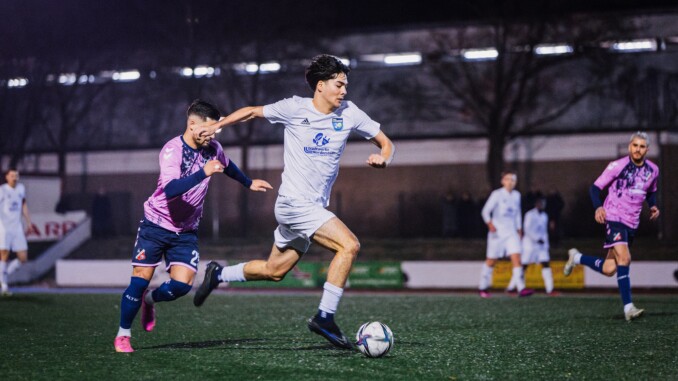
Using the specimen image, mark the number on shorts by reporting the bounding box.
[191,250,199,267]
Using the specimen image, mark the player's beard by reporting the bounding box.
[631,151,645,165]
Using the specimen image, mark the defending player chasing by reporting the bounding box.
[113,100,272,353]
[564,132,659,321]
[192,54,395,349]
[0,168,32,296]
[478,170,533,298]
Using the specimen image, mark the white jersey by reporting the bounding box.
[521,207,550,264]
[0,183,26,229]
[263,96,381,207]
[522,208,549,250]
[481,187,522,237]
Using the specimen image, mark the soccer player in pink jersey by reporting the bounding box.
[564,132,660,321]
[113,100,272,353]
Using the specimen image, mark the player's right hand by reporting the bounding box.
[203,160,225,176]
[487,221,497,233]
[594,207,606,224]
[249,179,273,192]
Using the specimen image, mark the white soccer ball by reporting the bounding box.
[355,321,394,358]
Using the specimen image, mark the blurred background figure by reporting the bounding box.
[441,191,458,238]
[546,188,565,247]
[0,168,32,296]
[92,187,113,238]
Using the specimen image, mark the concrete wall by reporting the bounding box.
[39,132,672,240]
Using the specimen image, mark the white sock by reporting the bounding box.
[318,282,343,314]
[512,267,525,292]
[117,327,132,337]
[220,263,247,282]
[574,253,582,264]
[542,267,554,293]
[623,303,635,314]
[7,259,21,274]
[144,290,155,305]
[479,264,493,290]
[0,261,6,287]
[506,275,517,291]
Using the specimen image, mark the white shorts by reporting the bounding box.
[273,196,336,253]
[0,224,28,252]
[521,239,550,264]
[486,232,521,259]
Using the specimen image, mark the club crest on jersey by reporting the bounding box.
[613,232,622,241]
[313,133,330,146]
[332,117,343,131]
[135,249,146,261]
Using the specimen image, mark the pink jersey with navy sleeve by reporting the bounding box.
[143,136,229,233]
[594,156,659,229]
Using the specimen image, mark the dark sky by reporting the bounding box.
[2,0,677,59]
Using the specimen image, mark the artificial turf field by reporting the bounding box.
[1,292,676,381]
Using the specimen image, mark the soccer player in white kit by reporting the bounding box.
[193,54,395,349]
[478,171,533,298]
[0,168,32,296]
[517,196,556,295]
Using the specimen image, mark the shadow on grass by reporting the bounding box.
[141,338,265,350]
[142,337,421,357]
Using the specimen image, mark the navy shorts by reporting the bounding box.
[132,219,199,272]
[603,221,636,249]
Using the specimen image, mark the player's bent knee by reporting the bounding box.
[343,238,361,257]
[269,271,287,282]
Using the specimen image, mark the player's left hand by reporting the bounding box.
[649,206,660,221]
[249,179,273,192]
[366,154,387,168]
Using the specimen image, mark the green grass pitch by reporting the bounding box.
[1,292,676,380]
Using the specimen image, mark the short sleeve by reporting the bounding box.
[649,166,659,193]
[593,160,623,190]
[213,141,231,168]
[158,142,182,188]
[263,97,298,125]
[350,102,381,139]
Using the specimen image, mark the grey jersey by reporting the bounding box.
[0,183,26,228]
[263,96,380,206]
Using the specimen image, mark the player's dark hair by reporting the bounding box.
[5,167,17,175]
[305,54,350,92]
[501,170,517,178]
[187,99,221,121]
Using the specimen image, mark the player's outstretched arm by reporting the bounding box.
[194,106,265,139]
[366,131,395,169]
[249,179,273,192]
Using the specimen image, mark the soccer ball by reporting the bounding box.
[355,321,394,358]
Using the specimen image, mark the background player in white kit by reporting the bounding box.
[0,168,32,296]
[510,196,557,295]
[192,54,395,349]
[478,171,533,298]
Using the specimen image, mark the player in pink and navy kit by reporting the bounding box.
[564,132,660,321]
[114,100,272,353]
